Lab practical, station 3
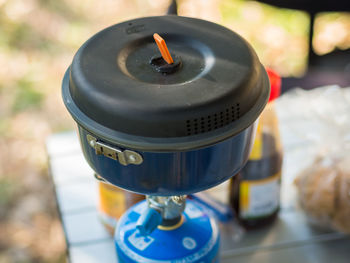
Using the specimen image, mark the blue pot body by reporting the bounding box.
[78,124,255,195]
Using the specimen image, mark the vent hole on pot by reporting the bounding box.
[186,103,241,136]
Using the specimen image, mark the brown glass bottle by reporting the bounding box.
[230,69,283,229]
[230,144,283,229]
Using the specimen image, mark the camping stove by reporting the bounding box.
[62,16,270,262]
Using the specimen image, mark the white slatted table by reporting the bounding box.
[47,87,350,262]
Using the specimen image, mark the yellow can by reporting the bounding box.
[97,179,144,235]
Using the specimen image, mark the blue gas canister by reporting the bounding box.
[115,200,220,263]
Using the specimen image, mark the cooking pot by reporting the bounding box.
[62,16,270,195]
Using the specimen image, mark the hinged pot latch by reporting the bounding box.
[86,134,143,166]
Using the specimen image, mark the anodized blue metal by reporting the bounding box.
[136,207,162,236]
[115,200,220,263]
[78,124,255,196]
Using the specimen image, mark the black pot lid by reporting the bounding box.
[62,15,270,151]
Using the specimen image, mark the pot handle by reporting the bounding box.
[94,173,107,182]
[86,134,143,166]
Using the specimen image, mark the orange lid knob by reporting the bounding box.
[153,33,174,64]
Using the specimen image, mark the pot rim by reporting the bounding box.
[62,67,269,152]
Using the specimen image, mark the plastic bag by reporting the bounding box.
[295,155,350,232]
[290,86,350,233]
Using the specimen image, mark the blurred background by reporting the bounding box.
[0,0,349,262]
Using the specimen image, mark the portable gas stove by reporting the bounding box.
[62,15,269,262]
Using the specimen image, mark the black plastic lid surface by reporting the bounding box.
[63,15,270,151]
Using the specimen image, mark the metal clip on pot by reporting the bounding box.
[86,134,143,166]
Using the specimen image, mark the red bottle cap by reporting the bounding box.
[266,68,281,102]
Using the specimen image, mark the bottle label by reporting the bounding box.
[98,182,126,220]
[249,122,263,160]
[239,173,280,219]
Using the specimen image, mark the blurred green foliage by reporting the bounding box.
[0,119,10,136]
[222,0,309,35]
[0,178,18,216]
[2,22,48,51]
[12,77,43,113]
[220,0,309,76]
